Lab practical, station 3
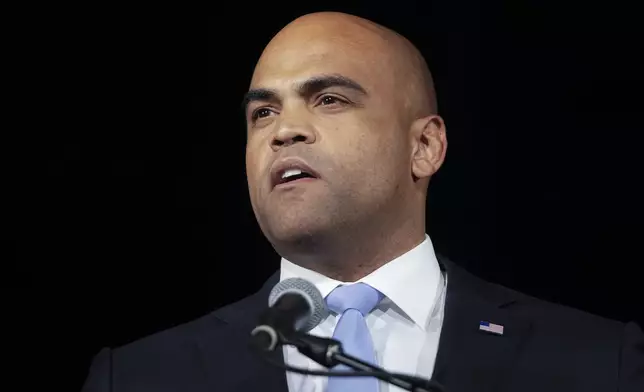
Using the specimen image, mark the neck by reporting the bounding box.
[279,212,426,282]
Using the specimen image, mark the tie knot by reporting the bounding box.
[325,283,384,316]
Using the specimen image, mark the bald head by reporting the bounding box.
[244,12,447,280]
[252,12,437,119]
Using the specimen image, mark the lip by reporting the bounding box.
[270,157,321,189]
[274,176,317,190]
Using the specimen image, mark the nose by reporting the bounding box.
[271,120,316,151]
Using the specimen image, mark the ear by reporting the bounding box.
[410,115,447,180]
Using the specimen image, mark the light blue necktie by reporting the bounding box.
[326,283,384,392]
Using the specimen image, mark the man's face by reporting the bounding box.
[244,30,413,249]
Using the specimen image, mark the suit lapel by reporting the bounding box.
[194,256,532,392]
[195,272,288,392]
[433,257,533,392]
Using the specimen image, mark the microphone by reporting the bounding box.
[250,277,329,351]
[250,278,445,392]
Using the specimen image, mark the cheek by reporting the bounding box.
[339,118,403,166]
[361,137,409,196]
[330,133,400,193]
[245,146,264,193]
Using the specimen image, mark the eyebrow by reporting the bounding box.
[241,74,368,112]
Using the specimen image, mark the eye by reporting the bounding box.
[318,95,347,106]
[251,107,273,121]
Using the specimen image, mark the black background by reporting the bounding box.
[13,1,643,390]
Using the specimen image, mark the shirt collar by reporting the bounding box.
[279,234,442,331]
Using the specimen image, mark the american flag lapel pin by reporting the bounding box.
[479,320,504,335]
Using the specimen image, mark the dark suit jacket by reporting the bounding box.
[81,256,644,392]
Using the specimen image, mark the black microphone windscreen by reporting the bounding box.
[268,277,329,332]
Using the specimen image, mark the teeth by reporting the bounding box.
[282,168,303,180]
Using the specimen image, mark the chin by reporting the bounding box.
[262,213,330,250]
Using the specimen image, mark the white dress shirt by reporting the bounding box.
[280,234,447,392]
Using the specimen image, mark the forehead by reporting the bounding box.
[250,34,394,93]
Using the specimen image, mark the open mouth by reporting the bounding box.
[270,158,321,189]
[278,168,316,185]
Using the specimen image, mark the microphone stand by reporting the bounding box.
[282,332,444,392]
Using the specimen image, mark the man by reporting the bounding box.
[82,12,643,392]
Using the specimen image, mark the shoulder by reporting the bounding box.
[81,290,271,391]
[98,286,267,376]
[443,258,644,385]
[481,271,643,387]
[476,266,625,334]
[445,256,627,331]
[498,279,624,334]
[115,293,263,356]
[443,256,631,349]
